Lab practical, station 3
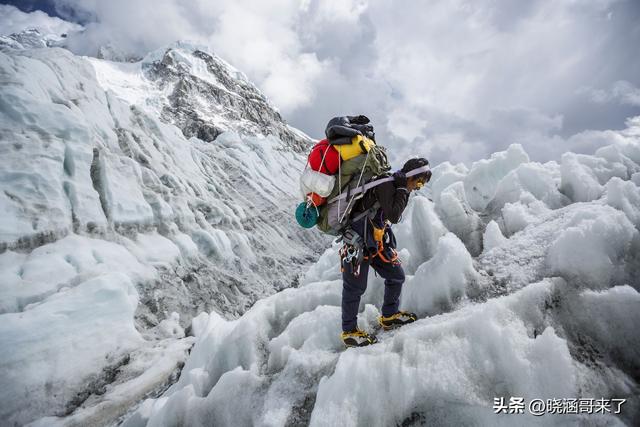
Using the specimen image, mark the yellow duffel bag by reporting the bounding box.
[334,135,376,161]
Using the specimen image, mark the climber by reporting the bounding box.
[340,157,432,347]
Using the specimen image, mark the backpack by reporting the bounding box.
[296,116,390,235]
[316,144,391,235]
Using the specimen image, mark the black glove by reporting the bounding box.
[393,171,407,188]
[366,130,375,141]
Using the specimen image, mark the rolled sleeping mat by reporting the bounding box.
[295,202,319,228]
[333,135,375,161]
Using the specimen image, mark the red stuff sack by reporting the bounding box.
[308,139,340,174]
[306,192,326,206]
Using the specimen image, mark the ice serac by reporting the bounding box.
[126,120,640,427]
[0,37,327,426]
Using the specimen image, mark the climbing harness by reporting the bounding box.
[339,228,364,277]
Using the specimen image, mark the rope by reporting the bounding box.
[302,141,332,200]
[338,148,342,223]
[305,197,319,217]
[319,141,330,173]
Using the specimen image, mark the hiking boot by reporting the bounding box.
[341,329,378,347]
[378,311,417,330]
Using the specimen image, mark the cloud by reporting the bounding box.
[48,0,334,113]
[580,80,640,107]
[6,0,640,166]
[0,4,81,36]
[292,0,640,165]
[382,106,567,166]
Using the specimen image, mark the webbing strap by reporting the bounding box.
[350,201,381,224]
[333,202,380,244]
[339,149,371,224]
[327,165,430,205]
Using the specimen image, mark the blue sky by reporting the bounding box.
[2,0,640,165]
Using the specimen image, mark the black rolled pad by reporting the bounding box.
[325,116,362,139]
[346,115,370,125]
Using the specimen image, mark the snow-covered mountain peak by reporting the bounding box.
[89,42,310,152]
[141,41,248,82]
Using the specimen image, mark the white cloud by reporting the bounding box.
[9,0,640,165]
[581,80,640,107]
[0,4,81,36]
[291,0,639,165]
[52,0,333,113]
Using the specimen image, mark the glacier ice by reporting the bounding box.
[401,232,480,316]
[436,181,483,255]
[124,128,640,424]
[482,220,507,253]
[546,208,636,288]
[120,118,640,427]
[126,275,639,426]
[605,177,640,228]
[392,196,447,273]
[463,143,529,211]
[1,272,142,424]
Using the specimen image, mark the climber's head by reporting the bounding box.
[402,157,431,191]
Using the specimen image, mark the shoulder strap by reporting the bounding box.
[327,176,392,205]
[334,201,381,243]
[327,164,430,205]
[350,201,381,224]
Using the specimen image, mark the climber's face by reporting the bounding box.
[407,176,424,192]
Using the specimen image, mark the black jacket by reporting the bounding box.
[352,179,409,225]
[350,179,409,256]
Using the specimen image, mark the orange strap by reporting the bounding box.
[363,241,399,264]
[360,220,400,265]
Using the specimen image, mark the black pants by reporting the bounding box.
[342,256,405,332]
